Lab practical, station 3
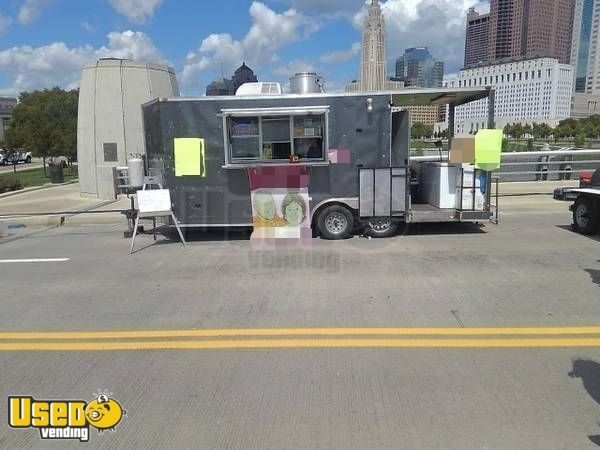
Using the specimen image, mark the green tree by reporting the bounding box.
[511,123,524,139]
[538,123,552,139]
[6,88,78,174]
[411,122,433,139]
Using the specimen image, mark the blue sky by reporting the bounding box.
[0,0,488,96]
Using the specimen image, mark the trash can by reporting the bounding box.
[49,165,64,184]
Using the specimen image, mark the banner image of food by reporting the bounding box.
[247,166,311,247]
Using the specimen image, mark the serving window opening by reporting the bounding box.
[224,110,327,164]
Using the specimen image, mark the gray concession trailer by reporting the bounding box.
[142,88,494,239]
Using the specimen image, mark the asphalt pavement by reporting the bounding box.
[0,200,599,449]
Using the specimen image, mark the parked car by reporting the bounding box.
[0,150,8,166]
[6,150,33,164]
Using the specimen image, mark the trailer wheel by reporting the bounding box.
[364,218,398,238]
[317,205,354,240]
[573,197,599,235]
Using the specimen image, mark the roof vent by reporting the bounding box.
[236,82,282,96]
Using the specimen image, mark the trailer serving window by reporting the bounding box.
[222,107,329,165]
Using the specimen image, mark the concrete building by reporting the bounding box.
[483,0,574,65]
[359,0,387,91]
[409,105,443,127]
[465,8,490,67]
[0,97,17,144]
[440,57,573,133]
[395,47,444,88]
[77,59,179,199]
[571,92,600,118]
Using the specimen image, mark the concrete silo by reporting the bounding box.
[77,58,179,198]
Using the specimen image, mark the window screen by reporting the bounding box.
[262,117,291,160]
[294,115,324,160]
[229,117,260,160]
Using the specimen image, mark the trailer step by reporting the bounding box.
[410,205,458,223]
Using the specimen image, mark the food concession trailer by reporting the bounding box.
[142,88,496,239]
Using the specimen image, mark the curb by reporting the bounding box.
[0,180,78,199]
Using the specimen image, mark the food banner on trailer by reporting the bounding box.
[247,165,311,247]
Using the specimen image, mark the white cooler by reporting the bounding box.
[420,162,460,208]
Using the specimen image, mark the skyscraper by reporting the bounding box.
[359,0,387,91]
[571,0,596,93]
[231,62,258,94]
[205,62,258,96]
[206,78,234,96]
[468,0,574,67]
[521,0,574,64]
[464,8,490,67]
[395,47,444,88]
[488,0,518,61]
[569,0,600,118]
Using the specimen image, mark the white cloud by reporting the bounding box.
[0,13,11,35]
[320,42,361,64]
[107,0,164,24]
[276,0,364,18]
[101,30,167,62]
[181,1,319,89]
[0,30,167,96]
[273,59,316,77]
[81,21,96,33]
[353,0,489,73]
[18,0,55,25]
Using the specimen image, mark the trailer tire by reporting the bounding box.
[317,205,354,240]
[573,197,599,235]
[364,218,398,238]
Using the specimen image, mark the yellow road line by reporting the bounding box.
[1,326,600,340]
[1,337,600,351]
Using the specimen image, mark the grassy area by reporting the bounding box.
[0,166,78,192]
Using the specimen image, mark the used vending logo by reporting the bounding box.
[8,391,126,442]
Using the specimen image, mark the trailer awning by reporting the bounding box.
[391,88,490,107]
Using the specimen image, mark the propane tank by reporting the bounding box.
[127,156,145,188]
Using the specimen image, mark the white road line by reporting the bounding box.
[0,258,70,263]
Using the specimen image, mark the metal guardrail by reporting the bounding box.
[115,150,599,185]
[411,148,600,181]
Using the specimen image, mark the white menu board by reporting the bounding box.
[137,189,172,214]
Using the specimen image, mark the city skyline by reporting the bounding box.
[0,0,489,96]
[465,0,573,68]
